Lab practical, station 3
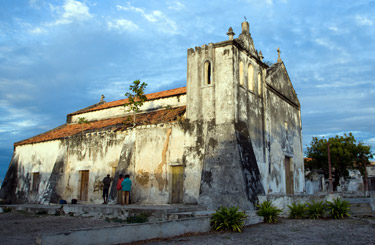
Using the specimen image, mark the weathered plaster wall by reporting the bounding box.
[111,122,200,205]
[234,47,267,191]
[186,41,266,210]
[265,85,304,194]
[70,95,186,123]
[4,141,65,204]
[62,130,125,203]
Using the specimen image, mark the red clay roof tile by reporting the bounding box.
[15,106,186,147]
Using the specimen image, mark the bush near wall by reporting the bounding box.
[287,198,350,219]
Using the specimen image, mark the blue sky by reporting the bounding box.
[0,0,374,180]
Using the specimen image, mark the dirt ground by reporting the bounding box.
[0,211,374,245]
[139,217,375,245]
[0,211,115,245]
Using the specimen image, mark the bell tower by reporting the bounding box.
[185,21,266,209]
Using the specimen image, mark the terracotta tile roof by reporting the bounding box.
[15,106,186,147]
[69,87,186,116]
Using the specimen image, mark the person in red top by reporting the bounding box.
[116,174,124,204]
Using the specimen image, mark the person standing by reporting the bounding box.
[121,174,132,205]
[102,174,112,204]
[116,174,124,204]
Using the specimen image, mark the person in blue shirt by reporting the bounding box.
[121,174,132,205]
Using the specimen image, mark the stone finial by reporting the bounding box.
[241,21,250,34]
[100,94,105,102]
[258,50,264,61]
[226,27,235,40]
[277,48,282,63]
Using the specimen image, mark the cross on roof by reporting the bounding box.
[277,48,282,63]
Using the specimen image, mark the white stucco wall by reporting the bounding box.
[62,130,125,203]
[13,140,64,203]
[70,95,186,123]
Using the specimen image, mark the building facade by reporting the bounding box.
[1,22,304,210]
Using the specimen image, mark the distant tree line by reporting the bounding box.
[305,133,373,191]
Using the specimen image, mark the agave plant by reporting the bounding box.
[211,206,247,232]
[326,198,350,219]
[256,201,282,223]
[306,200,326,219]
[288,202,306,219]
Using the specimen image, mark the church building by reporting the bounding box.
[1,21,304,210]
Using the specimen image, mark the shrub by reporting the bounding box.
[36,210,48,215]
[306,200,326,219]
[256,201,282,223]
[211,206,247,232]
[105,217,126,223]
[2,207,12,213]
[126,213,148,223]
[326,198,350,219]
[288,202,306,219]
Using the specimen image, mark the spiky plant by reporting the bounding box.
[306,200,326,219]
[211,206,247,232]
[288,202,306,219]
[326,198,350,219]
[256,201,282,223]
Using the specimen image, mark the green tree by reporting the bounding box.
[124,80,148,126]
[305,133,373,190]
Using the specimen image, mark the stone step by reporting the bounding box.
[349,203,373,215]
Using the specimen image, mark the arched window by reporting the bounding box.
[239,61,244,86]
[204,61,212,85]
[248,64,254,91]
[257,72,262,95]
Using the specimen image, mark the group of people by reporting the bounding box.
[102,174,132,205]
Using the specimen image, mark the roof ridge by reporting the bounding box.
[68,86,186,117]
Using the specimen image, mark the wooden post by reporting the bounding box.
[327,142,333,193]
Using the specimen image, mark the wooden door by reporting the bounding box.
[171,166,184,204]
[32,172,40,193]
[285,157,294,194]
[80,170,89,201]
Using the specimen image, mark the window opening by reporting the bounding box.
[258,72,262,95]
[248,64,254,91]
[204,61,212,85]
[239,61,244,86]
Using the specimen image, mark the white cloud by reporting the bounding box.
[314,38,335,50]
[29,0,41,8]
[49,0,92,26]
[266,0,273,5]
[116,2,178,34]
[0,100,43,135]
[355,16,373,26]
[107,19,140,32]
[167,1,185,11]
[29,27,47,34]
[62,0,92,20]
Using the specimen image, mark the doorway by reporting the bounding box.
[32,172,40,193]
[79,170,89,201]
[284,157,294,194]
[171,165,184,203]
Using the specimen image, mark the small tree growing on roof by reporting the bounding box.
[124,80,148,127]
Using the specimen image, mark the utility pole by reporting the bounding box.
[327,142,333,193]
[364,159,368,196]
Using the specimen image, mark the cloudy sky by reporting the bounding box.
[0,0,374,180]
